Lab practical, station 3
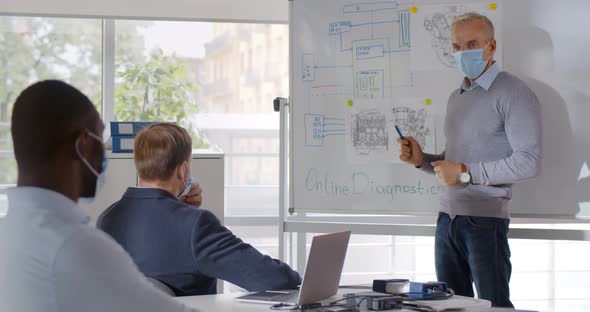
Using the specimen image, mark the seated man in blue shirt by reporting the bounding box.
[97,123,301,296]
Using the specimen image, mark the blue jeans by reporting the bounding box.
[435,212,513,308]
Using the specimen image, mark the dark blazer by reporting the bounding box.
[97,187,301,296]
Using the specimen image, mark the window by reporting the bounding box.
[0,16,102,186]
[114,20,211,148]
[113,20,287,216]
[305,234,436,285]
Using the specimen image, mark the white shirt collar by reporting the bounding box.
[5,187,90,225]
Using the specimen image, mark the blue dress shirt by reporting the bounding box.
[460,61,501,93]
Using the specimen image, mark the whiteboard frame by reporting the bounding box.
[284,0,590,221]
[284,221,590,242]
[280,0,590,266]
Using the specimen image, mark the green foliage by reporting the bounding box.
[114,49,207,148]
[115,50,196,122]
[0,17,208,184]
[0,17,103,126]
[0,17,103,184]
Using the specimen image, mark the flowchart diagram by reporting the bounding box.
[292,0,503,212]
[304,114,346,147]
[301,1,413,99]
[299,1,500,163]
[301,1,422,163]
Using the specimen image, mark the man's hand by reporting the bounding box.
[396,136,425,167]
[180,183,203,208]
[432,160,463,186]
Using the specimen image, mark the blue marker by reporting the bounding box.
[394,125,405,139]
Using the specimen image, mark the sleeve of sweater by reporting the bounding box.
[190,210,301,291]
[418,151,446,175]
[468,81,543,185]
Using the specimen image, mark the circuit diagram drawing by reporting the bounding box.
[423,5,467,67]
[392,107,431,148]
[352,109,389,152]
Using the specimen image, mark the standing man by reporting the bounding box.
[397,13,542,307]
[0,80,198,312]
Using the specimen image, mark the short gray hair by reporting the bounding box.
[452,12,495,40]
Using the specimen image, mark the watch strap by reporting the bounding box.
[458,163,471,184]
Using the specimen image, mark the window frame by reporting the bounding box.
[101,19,283,224]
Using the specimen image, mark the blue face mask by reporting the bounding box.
[178,176,193,198]
[453,43,491,79]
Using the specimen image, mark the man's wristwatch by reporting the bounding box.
[457,163,471,184]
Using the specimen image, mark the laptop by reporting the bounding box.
[236,231,352,306]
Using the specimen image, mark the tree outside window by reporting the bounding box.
[0,17,207,185]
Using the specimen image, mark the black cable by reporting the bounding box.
[400,303,437,312]
[323,303,361,311]
[270,302,357,311]
[328,293,394,305]
[269,288,455,311]
[356,297,368,308]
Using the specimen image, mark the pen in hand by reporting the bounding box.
[394,125,405,140]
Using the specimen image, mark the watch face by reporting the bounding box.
[459,172,471,183]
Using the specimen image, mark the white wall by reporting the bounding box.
[0,0,289,23]
[79,151,224,225]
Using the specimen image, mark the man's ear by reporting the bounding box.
[176,161,189,181]
[489,39,497,54]
[175,163,184,182]
[74,130,91,159]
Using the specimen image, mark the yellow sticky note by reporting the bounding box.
[346,100,353,107]
[410,6,418,14]
[489,3,497,10]
[424,98,432,106]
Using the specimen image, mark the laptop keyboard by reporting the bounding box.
[240,290,299,303]
[272,291,299,303]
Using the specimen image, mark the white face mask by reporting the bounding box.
[75,131,107,204]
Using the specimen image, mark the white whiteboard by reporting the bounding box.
[290,0,590,218]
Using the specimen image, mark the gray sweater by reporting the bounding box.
[420,69,542,219]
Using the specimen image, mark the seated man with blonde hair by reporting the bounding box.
[98,123,301,296]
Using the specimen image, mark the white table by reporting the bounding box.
[175,288,491,312]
